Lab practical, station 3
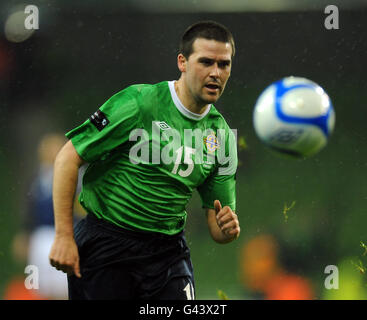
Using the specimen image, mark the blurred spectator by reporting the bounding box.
[5,133,85,300]
[3,276,44,300]
[240,234,314,300]
[263,273,314,300]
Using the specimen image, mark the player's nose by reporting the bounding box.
[209,63,220,78]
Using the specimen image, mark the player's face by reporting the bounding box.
[181,38,232,106]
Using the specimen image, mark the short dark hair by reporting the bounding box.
[179,21,235,59]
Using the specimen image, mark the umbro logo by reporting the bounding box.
[154,121,171,131]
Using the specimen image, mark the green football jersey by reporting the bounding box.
[66,81,237,235]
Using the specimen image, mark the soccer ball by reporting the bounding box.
[253,76,335,158]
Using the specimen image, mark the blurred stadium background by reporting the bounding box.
[1,0,367,299]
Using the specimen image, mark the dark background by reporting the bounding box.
[1,1,367,299]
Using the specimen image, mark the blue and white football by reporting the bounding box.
[253,76,335,158]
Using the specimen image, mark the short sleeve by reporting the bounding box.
[66,87,141,163]
[197,128,238,211]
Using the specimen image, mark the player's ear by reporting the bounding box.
[177,53,187,72]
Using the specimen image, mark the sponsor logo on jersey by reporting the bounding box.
[90,110,110,131]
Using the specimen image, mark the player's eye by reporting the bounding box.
[218,61,231,68]
[199,58,214,66]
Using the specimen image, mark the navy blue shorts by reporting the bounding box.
[68,214,195,300]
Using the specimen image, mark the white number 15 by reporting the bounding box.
[171,146,195,177]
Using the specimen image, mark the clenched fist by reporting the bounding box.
[214,199,240,240]
[49,235,81,278]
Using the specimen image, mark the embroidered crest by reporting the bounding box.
[204,133,219,153]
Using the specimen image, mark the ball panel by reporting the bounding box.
[266,123,327,157]
[281,88,331,118]
[253,85,278,141]
[282,76,316,87]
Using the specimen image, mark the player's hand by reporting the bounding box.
[49,235,81,278]
[214,200,240,241]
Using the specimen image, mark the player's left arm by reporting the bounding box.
[205,199,240,244]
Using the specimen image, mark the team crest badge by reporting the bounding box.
[204,133,219,153]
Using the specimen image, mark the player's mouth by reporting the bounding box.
[204,83,221,94]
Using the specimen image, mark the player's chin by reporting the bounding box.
[202,91,221,103]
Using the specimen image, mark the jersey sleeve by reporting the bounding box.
[66,87,141,163]
[197,128,238,211]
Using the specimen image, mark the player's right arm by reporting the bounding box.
[49,140,85,278]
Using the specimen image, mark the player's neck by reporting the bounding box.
[174,80,209,115]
